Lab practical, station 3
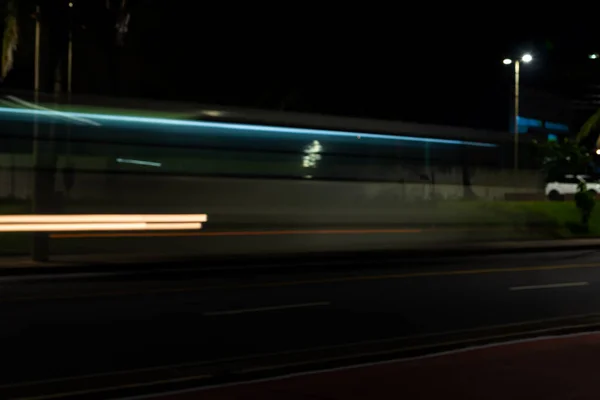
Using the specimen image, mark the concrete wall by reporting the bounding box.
[0,154,543,204]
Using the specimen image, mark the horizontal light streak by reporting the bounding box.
[0,214,207,224]
[116,158,162,167]
[5,95,101,126]
[0,105,497,148]
[0,222,201,232]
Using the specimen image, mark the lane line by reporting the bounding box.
[203,302,330,316]
[6,262,600,303]
[510,282,589,291]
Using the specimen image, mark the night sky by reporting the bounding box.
[2,2,598,131]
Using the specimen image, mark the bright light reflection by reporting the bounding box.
[503,58,512,65]
[0,214,207,223]
[521,54,533,63]
[303,140,322,168]
[0,222,202,232]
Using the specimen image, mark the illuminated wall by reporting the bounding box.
[516,116,569,141]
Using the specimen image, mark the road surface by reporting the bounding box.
[3,248,600,398]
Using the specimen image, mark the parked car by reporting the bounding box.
[545,175,600,200]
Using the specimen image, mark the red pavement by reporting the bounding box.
[150,333,600,400]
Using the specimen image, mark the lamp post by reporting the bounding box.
[66,1,73,166]
[503,53,533,172]
[31,5,47,261]
[68,2,73,95]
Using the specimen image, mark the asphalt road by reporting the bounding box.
[3,249,600,398]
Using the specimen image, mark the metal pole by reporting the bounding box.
[67,31,72,95]
[514,60,520,172]
[31,5,48,262]
[34,6,40,95]
[66,29,72,158]
[425,142,430,199]
[64,27,74,199]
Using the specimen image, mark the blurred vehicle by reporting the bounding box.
[545,174,600,200]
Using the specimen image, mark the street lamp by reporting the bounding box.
[503,53,533,172]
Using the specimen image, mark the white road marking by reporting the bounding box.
[203,302,330,316]
[509,282,589,291]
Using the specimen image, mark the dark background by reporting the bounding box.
[2,1,598,131]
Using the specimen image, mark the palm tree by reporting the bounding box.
[532,108,595,183]
[576,107,600,148]
[1,0,19,81]
[113,0,130,47]
[106,0,131,95]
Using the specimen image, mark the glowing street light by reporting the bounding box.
[590,54,599,60]
[521,53,533,63]
[595,149,600,155]
[503,53,533,171]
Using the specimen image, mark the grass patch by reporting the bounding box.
[400,200,600,238]
[482,201,599,238]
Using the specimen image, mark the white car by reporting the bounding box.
[545,175,600,200]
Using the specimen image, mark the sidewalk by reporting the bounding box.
[154,332,600,400]
[1,237,600,276]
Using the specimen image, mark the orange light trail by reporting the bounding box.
[0,222,201,232]
[0,214,206,232]
[0,214,207,223]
